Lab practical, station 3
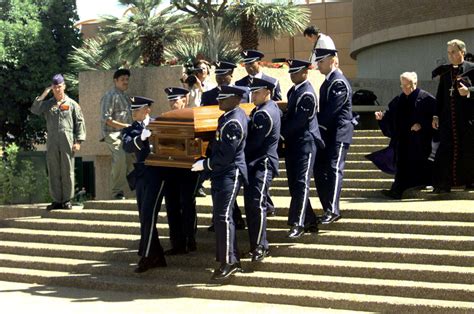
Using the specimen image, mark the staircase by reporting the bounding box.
[0,130,473,312]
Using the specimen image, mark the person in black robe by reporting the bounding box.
[432,39,474,193]
[374,72,436,199]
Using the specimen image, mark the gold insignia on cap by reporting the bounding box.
[167,88,173,93]
[130,97,135,102]
[216,61,221,67]
[288,60,293,66]
[243,51,248,56]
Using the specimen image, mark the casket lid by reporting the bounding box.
[153,104,255,133]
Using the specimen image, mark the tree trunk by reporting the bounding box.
[240,13,259,51]
[142,36,164,66]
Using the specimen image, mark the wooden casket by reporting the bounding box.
[145,103,255,168]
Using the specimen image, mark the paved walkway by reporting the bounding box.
[0,281,359,314]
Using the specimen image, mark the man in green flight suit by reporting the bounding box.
[31,74,86,210]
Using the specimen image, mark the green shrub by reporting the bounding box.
[0,143,49,204]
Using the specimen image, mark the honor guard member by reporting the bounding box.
[191,85,248,280]
[201,61,247,232]
[281,59,324,238]
[121,96,167,273]
[163,87,200,255]
[244,77,281,261]
[31,74,86,210]
[314,37,354,224]
[235,50,282,102]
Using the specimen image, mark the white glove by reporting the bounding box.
[140,128,151,141]
[191,159,204,172]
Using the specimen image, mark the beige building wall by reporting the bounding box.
[258,0,356,78]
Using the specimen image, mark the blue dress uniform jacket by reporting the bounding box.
[203,107,248,183]
[314,69,354,217]
[281,80,324,151]
[235,73,282,102]
[282,80,321,227]
[203,107,248,265]
[245,100,281,176]
[122,121,166,258]
[318,69,354,144]
[244,99,281,250]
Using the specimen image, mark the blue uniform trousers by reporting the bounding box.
[136,166,166,258]
[211,168,242,264]
[165,169,199,249]
[286,142,317,227]
[244,157,273,251]
[314,142,350,216]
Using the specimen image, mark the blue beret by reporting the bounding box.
[52,74,64,85]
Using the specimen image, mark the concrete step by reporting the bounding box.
[353,130,384,137]
[0,254,472,304]
[84,198,474,222]
[1,229,472,267]
[36,210,474,236]
[0,266,472,312]
[351,136,389,145]
[268,178,393,189]
[0,242,473,285]
[5,213,474,239]
[277,168,393,179]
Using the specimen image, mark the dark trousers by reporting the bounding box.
[165,168,199,249]
[211,168,242,265]
[244,158,273,251]
[314,142,349,216]
[285,142,317,227]
[136,166,166,258]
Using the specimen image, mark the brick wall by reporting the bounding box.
[353,0,474,39]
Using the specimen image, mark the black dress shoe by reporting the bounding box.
[164,247,188,256]
[62,201,72,209]
[195,188,207,197]
[287,225,305,239]
[320,213,342,224]
[46,202,63,211]
[381,189,402,199]
[134,256,167,273]
[207,224,215,232]
[304,223,319,233]
[211,262,242,280]
[187,237,197,252]
[431,187,451,194]
[250,246,270,262]
[113,192,126,200]
[235,219,246,230]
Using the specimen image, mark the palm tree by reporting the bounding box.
[99,0,198,66]
[165,17,241,65]
[224,0,310,51]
